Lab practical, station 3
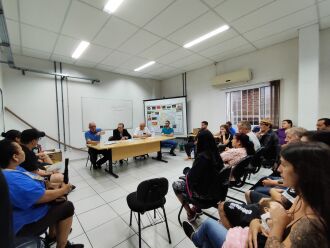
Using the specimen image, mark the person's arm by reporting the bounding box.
[125,129,132,139]
[86,139,99,145]
[37,152,53,164]
[262,178,287,187]
[36,169,52,177]
[36,183,71,204]
[269,188,284,202]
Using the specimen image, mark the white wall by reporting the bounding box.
[0,63,4,133]
[2,55,161,150]
[319,28,330,118]
[161,38,299,132]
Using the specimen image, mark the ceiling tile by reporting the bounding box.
[199,36,248,57]
[144,0,208,37]
[118,30,161,55]
[21,24,58,53]
[138,39,179,59]
[61,0,109,40]
[157,48,193,64]
[93,16,138,49]
[79,44,112,63]
[318,0,330,18]
[211,44,256,62]
[79,0,108,9]
[22,47,51,60]
[95,64,116,72]
[320,15,330,29]
[114,0,174,27]
[253,29,298,49]
[183,59,212,72]
[201,0,226,8]
[232,0,315,33]
[146,65,177,75]
[20,0,70,33]
[170,54,211,68]
[10,44,21,55]
[244,6,318,42]
[167,11,226,45]
[119,56,150,70]
[53,35,81,57]
[50,54,76,64]
[101,51,132,67]
[6,19,20,46]
[74,60,97,68]
[2,0,18,20]
[215,0,274,22]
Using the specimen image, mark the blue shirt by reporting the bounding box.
[85,128,102,142]
[162,127,174,135]
[229,127,236,136]
[3,169,49,234]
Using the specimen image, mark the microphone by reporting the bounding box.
[63,158,69,184]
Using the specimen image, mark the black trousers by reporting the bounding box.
[184,142,195,157]
[88,148,109,166]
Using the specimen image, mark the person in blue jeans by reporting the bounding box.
[183,219,227,248]
[161,120,177,156]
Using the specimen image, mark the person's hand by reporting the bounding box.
[262,178,277,186]
[247,219,262,248]
[60,183,71,195]
[37,152,46,160]
[225,147,230,151]
[269,202,291,230]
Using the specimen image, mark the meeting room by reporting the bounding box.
[0,0,330,247]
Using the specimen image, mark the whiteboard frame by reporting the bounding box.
[143,96,188,136]
[81,96,133,131]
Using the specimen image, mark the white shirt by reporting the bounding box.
[247,131,261,150]
[134,127,152,136]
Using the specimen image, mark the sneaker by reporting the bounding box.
[187,211,197,223]
[65,241,84,248]
[191,206,203,216]
[70,185,76,192]
[182,221,195,240]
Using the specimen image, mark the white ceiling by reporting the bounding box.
[3,0,330,80]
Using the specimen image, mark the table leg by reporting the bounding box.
[152,147,168,163]
[104,149,119,178]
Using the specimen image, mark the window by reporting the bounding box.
[226,80,280,128]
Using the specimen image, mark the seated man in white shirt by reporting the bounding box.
[133,122,152,138]
[237,120,261,151]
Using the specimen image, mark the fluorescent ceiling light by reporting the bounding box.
[104,0,124,13]
[71,41,90,59]
[134,61,155,72]
[183,25,230,48]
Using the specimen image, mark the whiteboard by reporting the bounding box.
[144,96,187,136]
[81,97,133,131]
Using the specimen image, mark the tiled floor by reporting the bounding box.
[65,151,271,248]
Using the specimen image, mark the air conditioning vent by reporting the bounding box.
[212,68,252,85]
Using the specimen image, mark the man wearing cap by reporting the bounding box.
[20,128,53,173]
[257,119,279,167]
[85,122,108,169]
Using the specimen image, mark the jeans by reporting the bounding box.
[192,219,228,248]
[161,140,178,152]
[185,142,196,157]
[254,176,285,195]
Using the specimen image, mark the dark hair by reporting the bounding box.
[318,118,330,127]
[166,120,170,124]
[220,124,229,134]
[226,121,232,127]
[1,130,21,141]
[201,121,208,126]
[196,130,223,170]
[281,142,330,242]
[302,131,330,147]
[118,123,124,128]
[282,119,293,127]
[0,139,19,169]
[234,133,255,155]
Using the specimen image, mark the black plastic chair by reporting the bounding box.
[249,147,265,174]
[126,178,171,248]
[177,167,231,226]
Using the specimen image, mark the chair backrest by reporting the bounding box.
[137,178,168,203]
[231,156,253,187]
[250,147,265,173]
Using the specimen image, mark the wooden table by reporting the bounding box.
[87,136,175,178]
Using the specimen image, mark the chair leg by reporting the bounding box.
[129,210,132,226]
[154,209,156,219]
[162,206,171,244]
[138,213,141,248]
[178,204,184,226]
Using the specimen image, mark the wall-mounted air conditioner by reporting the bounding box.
[212,68,252,86]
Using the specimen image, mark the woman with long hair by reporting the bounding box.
[220,133,255,168]
[215,124,233,148]
[173,130,224,222]
[182,142,329,248]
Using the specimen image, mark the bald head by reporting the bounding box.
[139,122,146,130]
[89,122,97,132]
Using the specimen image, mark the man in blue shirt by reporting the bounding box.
[226,121,236,136]
[85,122,108,169]
[161,120,177,156]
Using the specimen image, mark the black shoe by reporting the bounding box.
[93,165,98,170]
[170,151,176,156]
[65,241,84,247]
[97,165,102,169]
[70,185,76,192]
[119,160,123,165]
[182,221,195,240]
